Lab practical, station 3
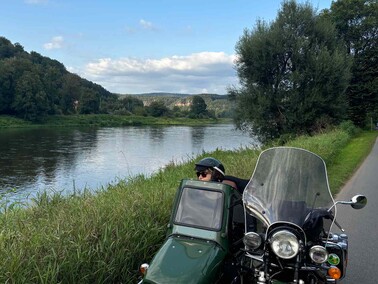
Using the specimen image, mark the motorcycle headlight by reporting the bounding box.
[309,245,328,263]
[243,232,262,250]
[270,230,299,259]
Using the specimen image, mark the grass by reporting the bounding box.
[0,128,376,283]
[0,114,230,128]
[0,115,32,128]
[326,131,378,194]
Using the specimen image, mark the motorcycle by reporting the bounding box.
[138,147,367,283]
[240,147,366,283]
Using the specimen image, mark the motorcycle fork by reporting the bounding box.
[293,254,301,283]
[255,249,270,283]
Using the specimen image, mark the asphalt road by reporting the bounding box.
[334,137,378,284]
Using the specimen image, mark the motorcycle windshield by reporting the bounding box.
[243,147,335,227]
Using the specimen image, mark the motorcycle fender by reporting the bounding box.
[143,236,227,284]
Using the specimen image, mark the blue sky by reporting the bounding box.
[1,0,332,94]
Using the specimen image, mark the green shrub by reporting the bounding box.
[339,120,360,136]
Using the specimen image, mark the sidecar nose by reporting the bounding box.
[142,236,226,283]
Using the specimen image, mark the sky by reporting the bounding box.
[1,0,333,95]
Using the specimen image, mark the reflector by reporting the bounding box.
[328,266,341,279]
[328,253,340,265]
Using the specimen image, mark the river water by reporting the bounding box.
[0,124,257,203]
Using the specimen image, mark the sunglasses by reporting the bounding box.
[196,171,210,178]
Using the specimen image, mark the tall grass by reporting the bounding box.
[0,128,376,283]
[0,115,32,128]
[0,114,227,128]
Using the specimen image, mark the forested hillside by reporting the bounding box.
[0,37,119,121]
[0,37,235,122]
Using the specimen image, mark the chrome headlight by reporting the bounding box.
[270,230,299,259]
[243,232,262,250]
[309,245,329,263]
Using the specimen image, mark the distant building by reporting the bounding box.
[174,99,192,107]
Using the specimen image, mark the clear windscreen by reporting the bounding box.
[174,187,224,231]
[243,147,335,228]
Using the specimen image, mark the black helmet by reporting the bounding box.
[195,157,225,178]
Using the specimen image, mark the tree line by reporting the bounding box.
[0,37,220,121]
[0,37,119,121]
[232,0,377,142]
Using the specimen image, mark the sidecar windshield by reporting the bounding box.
[174,187,224,231]
[243,147,335,227]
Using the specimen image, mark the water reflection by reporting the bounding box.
[148,126,165,142]
[0,128,99,200]
[191,127,205,149]
[0,124,256,202]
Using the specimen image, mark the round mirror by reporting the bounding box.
[351,195,367,209]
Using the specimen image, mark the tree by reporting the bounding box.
[0,57,37,115]
[323,0,378,127]
[12,70,49,121]
[0,37,23,59]
[42,65,64,115]
[59,73,81,114]
[147,101,169,117]
[0,59,16,114]
[190,95,208,118]
[232,0,351,142]
[79,88,100,114]
[119,96,144,113]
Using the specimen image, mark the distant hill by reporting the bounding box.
[127,92,190,98]
[0,36,235,120]
[119,92,228,99]
[121,93,234,117]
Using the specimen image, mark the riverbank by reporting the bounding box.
[0,128,376,283]
[0,124,252,202]
[0,114,230,128]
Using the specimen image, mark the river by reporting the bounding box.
[0,124,257,203]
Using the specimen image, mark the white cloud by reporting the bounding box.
[80,52,239,94]
[139,19,158,31]
[43,36,64,50]
[86,52,235,75]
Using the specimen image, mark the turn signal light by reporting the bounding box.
[328,253,340,265]
[139,263,149,276]
[328,266,341,279]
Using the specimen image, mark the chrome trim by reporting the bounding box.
[245,251,264,262]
